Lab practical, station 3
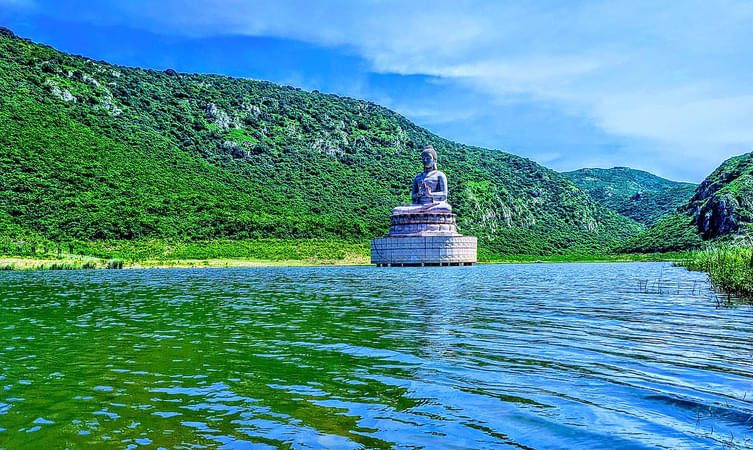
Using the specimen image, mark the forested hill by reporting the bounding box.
[564,167,696,227]
[624,152,753,252]
[0,27,640,256]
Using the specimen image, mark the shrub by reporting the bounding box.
[106,258,124,269]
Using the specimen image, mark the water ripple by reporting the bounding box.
[0,263,751,448]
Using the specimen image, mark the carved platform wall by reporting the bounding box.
[371,236,477,266]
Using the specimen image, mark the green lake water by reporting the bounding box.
[0,263,751,448]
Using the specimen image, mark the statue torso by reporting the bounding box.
[414,170,447,204]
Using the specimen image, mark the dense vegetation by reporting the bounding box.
[679,246,753,301]
[564,167,696,227]
[624,152,753,253]
[620,213,703,253]
[0,28,641,258]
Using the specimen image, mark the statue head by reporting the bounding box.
[421,145,438,171]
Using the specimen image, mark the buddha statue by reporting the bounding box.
[392,145,452,214]
[372,145,477,265]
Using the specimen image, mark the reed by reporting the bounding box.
[678,245,753,300]
[106,259,124,269]
[46,262,76,270]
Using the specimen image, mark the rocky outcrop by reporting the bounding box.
[686,154,753,239]
[691,193,738,239]
[221,140,248,159]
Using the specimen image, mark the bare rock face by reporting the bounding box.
[692,193,738,239]
[205,102,231,130]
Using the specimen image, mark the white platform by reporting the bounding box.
[371,236,477,266]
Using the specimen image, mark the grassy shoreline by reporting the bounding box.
[0,238,688,271]
[0,239,372,269]
[675,246,753,300]
[4,238,751,298]
[0,255,372,270]
[0,257,372,270]
[0,256,100,271]
[0,252,683,271]
[479,252,687,264]
[3,238,751,302]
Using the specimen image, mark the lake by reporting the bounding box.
[0,263,751,448]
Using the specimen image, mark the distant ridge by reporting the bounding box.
[565,167,696,227]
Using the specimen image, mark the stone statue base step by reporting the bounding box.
[389,212,458,235]
[371,236,477,266]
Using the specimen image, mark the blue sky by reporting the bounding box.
[2,0,752,182]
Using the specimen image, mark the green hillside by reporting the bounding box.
[624,152,753,252]
[564,167,696,227]
[0,27,641,258]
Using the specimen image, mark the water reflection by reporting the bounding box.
[0,263,751,448]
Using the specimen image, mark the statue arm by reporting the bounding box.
[411,176,419,203]
[431,173,448,202]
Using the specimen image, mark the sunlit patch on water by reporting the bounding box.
[0,263,751,448]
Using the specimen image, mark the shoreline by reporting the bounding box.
[0,254,680,270]
[7,252,748,302]
[0,256,371,270]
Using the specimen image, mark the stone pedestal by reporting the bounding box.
[371,211,477,266]
[371,235,477,266]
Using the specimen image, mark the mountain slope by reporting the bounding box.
[564,167,696,227]
[0,27,640,256]
[624,152,753,252]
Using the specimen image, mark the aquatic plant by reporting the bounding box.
[106,259,124,269]
[46,262,75,270]
[43,261,98,270]
[679,245,753,301]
